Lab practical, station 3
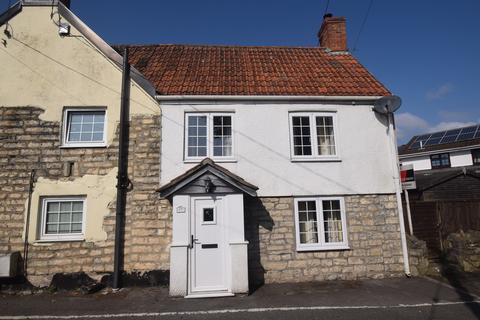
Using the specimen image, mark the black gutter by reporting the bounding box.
[23,169,35,276]
[113,48,130,290]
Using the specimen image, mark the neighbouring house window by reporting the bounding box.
[430,153,450,169]
[472,149,480,165]
[40,197,85,241]
[185,113,233,160]
[290,112,337,160]
[294,197,348,251]
[63,108,106,147]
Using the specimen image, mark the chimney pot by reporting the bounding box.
[318,14,347,52]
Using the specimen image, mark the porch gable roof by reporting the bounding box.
[157,158,258,198]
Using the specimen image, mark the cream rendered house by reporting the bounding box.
[0,0,163,286]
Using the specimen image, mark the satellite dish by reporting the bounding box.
[373,95,402,114]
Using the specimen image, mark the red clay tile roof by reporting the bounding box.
[117,44,390,96]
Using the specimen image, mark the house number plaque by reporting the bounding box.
[176,206,186,213]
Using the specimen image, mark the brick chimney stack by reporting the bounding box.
[318,14,347,51]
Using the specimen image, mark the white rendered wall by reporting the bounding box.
[401,150,474,172]
[160,103,396,197]
[450,150,474,167]
[400,156,432,171]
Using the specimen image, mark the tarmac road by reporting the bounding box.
[1,276,480,320]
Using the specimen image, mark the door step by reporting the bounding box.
[185,292,235,299]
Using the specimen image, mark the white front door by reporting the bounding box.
[189,196,229,295]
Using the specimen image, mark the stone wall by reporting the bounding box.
[0,107,171,286]
[445,230,480,272]
[245,195,407,285]
[407,235,429,276]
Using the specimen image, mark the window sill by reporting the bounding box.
[296,245,350,252]
[291,157,341,163]
[184,158,237,164]
[35,237,85,244]
[60,144,107,149]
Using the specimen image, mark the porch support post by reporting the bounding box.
[169,195,190,296]
[226,194,249,294]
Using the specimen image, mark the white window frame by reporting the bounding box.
[289,112,340,161]
[62,107,107,148]
[294,197,349,251]
[184,112,235,162]
[39,196,86,242]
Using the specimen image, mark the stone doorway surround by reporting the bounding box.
[157,158,258,297]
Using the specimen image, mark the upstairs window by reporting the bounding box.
[185,113,234,161]
[430,153,450,169]
[289,112,338,160]
[294,197,348,251]
[472,149,480,165]
[63,108,106,147]
[40,197,85,241]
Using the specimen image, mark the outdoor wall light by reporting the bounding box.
[204,177,214,193]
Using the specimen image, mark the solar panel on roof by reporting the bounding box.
[407,124,480,150]
[457,132,475,141]
[461,126,477,133]
[424,137,441,146]
[430,132,445,138]
[445,128,461,136]
[440,135,457,144]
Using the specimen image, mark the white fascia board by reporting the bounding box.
[399,144,480,159]
[155,95,383,103]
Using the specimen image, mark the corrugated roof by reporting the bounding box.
[115,44,390,97]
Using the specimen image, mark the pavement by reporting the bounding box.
[1,275,480,320]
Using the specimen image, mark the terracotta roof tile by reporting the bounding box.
[117,44,390,96]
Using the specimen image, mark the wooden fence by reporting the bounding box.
[408,200,480,257]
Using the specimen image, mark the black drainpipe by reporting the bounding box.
[23,169,35,277]
[113,48,130,290]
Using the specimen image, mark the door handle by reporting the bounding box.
[190,235,199,248]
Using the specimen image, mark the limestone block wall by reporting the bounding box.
[245,195,407,285]
[0,107,171,285]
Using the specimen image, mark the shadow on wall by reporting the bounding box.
[244,196,274,294]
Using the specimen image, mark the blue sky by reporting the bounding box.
[4,0,480,144]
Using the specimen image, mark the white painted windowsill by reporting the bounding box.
[60,144,108,149]
[34,238,85,244]
[291,157,341,163]
[184,158,237,164]
[296,245,350,252]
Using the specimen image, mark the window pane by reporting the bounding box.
[473,149,480,165]
[46,224,58,234]
[292,116,312,156]
[47,202,59,213]
[72,212,83,223]
[46,213,59,223]
[297,201,318,244]
[71,223,82,232]
[67,111,105,143]
[187,116,208,157]
[197,147,207,156]
[188,147,197,157]
[59,212,70,223]
[431,153,450,168]
[212,116,232,157]
[44,200,83,236]
[316,116,336,156]
[323,200,343,243]
[59,224,70,232]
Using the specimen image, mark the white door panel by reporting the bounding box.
[190,197,228,293]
